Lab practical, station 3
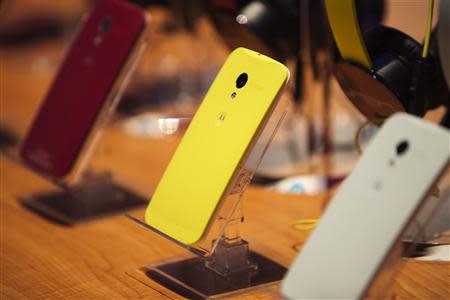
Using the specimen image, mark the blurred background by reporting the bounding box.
[1,2,449,298]
[0,0,446,196]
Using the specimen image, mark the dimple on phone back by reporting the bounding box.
[282,113,450,299]
[145,48,289,246]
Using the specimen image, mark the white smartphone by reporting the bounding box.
[281,113,450,299]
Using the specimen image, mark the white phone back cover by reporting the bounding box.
[281,113,450,299]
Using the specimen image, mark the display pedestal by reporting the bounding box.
[127,182,287,299]
[20,172,146,225]
[128,207,287,299]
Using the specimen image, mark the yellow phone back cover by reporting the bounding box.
[145,48,289,245]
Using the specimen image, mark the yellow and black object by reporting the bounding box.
[325,0,449,126]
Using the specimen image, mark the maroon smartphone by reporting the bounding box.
[20,0,147,179]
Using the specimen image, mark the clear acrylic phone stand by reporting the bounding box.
[18,170,146,226]
[364,168,450,299]
[127,98,290,299]
[6,86,149,225]
[128,203,287,299]
[4,135,148,225]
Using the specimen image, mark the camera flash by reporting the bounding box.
[230,92,237,100]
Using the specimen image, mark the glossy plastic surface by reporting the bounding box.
[282,113,450,299]
[324,0,372,69]
[20,0,147,178]
[145,48,289,245]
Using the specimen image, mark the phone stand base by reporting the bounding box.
[141,247,286,299]
[19,173,147,225]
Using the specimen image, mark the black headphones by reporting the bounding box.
[325,0,449,125]
[205,0,384,103]
[205,0,384,60]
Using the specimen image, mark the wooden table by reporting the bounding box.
[1,8,449,300]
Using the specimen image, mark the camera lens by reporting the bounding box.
[396,140,409,156]
[99,17,112,33]
[236,73,248,89]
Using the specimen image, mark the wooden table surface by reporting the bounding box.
[1,5,449,300]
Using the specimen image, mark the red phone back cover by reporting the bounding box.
[21,0,146,178]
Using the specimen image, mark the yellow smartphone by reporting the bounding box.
[145,48,289,245]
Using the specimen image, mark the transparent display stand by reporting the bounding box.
[401,167,450,255]
[127,98,289,299]
[5,34,149,225]
[128,203,287,299]
[4,127,148,225]
[18,170,146,225]
[364,169,450,299]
